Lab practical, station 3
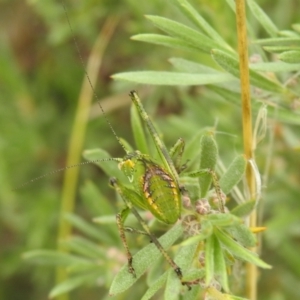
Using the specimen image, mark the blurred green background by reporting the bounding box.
[0,0,299,299]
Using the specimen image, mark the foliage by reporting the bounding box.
[1,0,300,299]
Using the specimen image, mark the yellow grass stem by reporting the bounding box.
[235,1,257,299]
[55,16,118,300]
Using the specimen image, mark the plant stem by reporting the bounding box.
[55,14,118,300]
[235,1,257,300]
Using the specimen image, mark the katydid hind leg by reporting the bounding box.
[110,177,184,282]
[116,207,136,277]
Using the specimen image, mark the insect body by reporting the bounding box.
[119,150,181,224]
[100,90,188,284]
[96,91,225,290]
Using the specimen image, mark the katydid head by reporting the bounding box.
[118,151,142,183]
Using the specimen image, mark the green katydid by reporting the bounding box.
[83,90,225,289]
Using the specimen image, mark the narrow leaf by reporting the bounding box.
[199,133,218,197]
[62,236,106,259]
[141,272,168,300]
[224,223,256,248]
[213,236,229,292]
[182,268,205,282]
[64,213,113,244]
[231,200,256,217]
[23,250,90,266]
[211,49,285,93]
[229,296,249,300]
[219,154,247,195]
[250,61,300,72]
[80,180,115,216]
[83,148,126,182]
[181,219,213,246]
[182,285,201,300]
[211,85,300,126]
[165,270,181,300]
[205,234,215,285]
[174,0,231,50]
[131,102,149,154]
[175,243,199,270]
[49,271,102,298]
[132,34,201,53]
[112,71,234,86]
[247,0,278,37]
[214,228,272,269]
[206,213,242,228]
[263,46,300,54]
[109,223,183,295]
[145,15,224,53]
[254,37,300,46]
[279,50,300,63]
[169,57,226,74]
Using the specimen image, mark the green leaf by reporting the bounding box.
[64,213,114,244]
[211,86,300,126]
[131,102,149,154]
[206,213,242,227]
[279,50,300,63]
[214,228,272,269]
[23,250,91,266]
[132,34,201,53]
[224,0,235,11]
[165,270,181,300]
[173,0,231,50]
[211,49,285,93]
[112,71,233,86]
[231,200,256,217]
[181,285,201,300]
[93,215,116,224]
[182,128,203,168]
[278,30,299,37]
[205,234,215,285]
[181,219,213,246]
[182,268,205,282]
[83,148,126,182]
[169,57,227,74]
[229,296,249,300]
[141,272,168,300]
[263,46,300,54]
[175,243,199,270]
[145,15,224,53]
[254,37,300,46]
[62,236,107,259]
[219,154,247,195]
[224,223,256,248]
[250,61,300,72]
[292,23,300,33]
[109,223,183,295]
[247,0,278,37]
[80,180,115,216]
[49,271,102,298]
[199,133,218,197]
[213,236,229,292]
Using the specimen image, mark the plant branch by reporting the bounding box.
[235,1,257,300]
